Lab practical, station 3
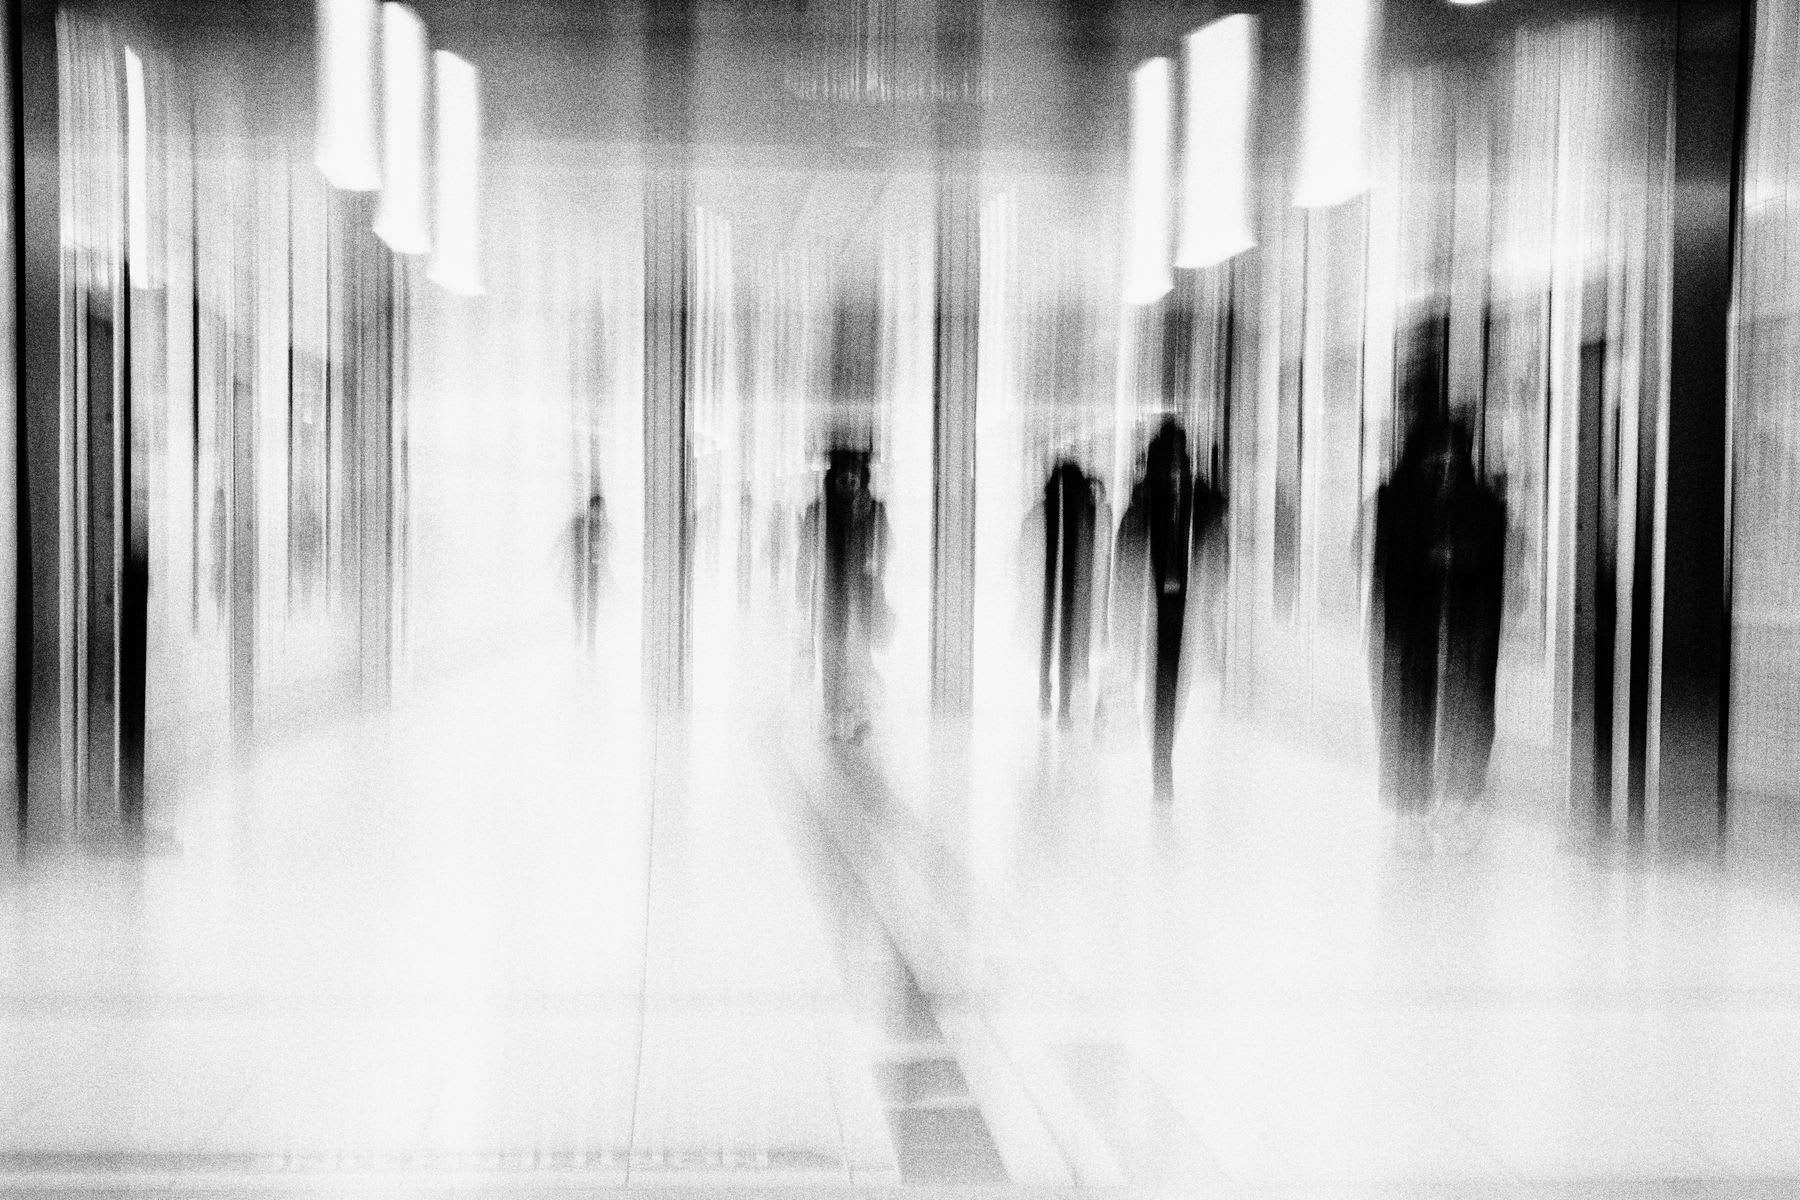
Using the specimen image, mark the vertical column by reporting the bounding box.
[325,189,394,715]
[120,213,147,827]
[1626,88,1673,828]
[1224,248,1262,715]
[641,0,694,720]
[0,2,19,831]
[1271,208,1305,624]
[16,0,60,838]
[390,256,409,685]
[84,278,117,816]
[1570,282,1614,828]
[229,156,257,749]
[929,0,980,719]
[1649,0,1746,840]
[352,198,394,713]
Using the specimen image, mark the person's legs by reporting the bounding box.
[1042,490,1061,721]
[1056,578,1078,728]
[1433,654,1496,852]
[1380,641,1439,852]
[821,586,853,737]
[848,645,874,741]
[1151,594,1185,800]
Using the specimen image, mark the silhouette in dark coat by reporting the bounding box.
[1111,419,1224,801]
[798,450,891,741]
[565,491,614,653]
[1038,461,1101,725]
[1371,416,1507,813]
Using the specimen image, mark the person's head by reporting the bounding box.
[1144,417,1190,491]
[587,492,606,518]
[826,448,870,498]
[1400,415,1475,496]
[1398,310,1449,426]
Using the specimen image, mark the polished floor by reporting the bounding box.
[5,643,1800,1199]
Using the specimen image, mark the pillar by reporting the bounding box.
[929,0,981,719]
[641,0,694,720]
[16,0,61,839]
[1644,0,1747,843]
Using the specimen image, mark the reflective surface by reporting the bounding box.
[7,643,1800,1193]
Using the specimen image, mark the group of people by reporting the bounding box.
[790,409,1506,844]
[1007,410,1506,833]
[1017,421,1226,801]
[569,403,1508,843]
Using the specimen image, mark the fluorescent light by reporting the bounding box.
[374,2,431,254]
[1177,16,1258,268]
[1295,0,1374,208]
[430,51,483,295]
[1124,56,1174,305]
[314,0,381,190]
[125,46,149,276]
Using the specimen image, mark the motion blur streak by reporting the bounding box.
[1,1,1796,1197]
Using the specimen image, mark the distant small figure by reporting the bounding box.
[1108,419,1224,802]
[737,486,756,612]
[798,449,891,742]
[1371,415,1506,854]
[566,490,614,654]
[211,486,230,610]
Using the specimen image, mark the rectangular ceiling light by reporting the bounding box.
[1124,56,1174,305]
[1294,0,1374,208]
[315,0,381,191]
[1177,15,1259,269]
[430,51,483,295]
[125,46,149,277]
[374,2,431,254]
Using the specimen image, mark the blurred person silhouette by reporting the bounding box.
[1017,458,1108,727]
[211,486,229,609]
[564,489,614,654]
[1108,418,1224,801]
[737,486,756,612]
[798,448,891,742]
[1371,412,1506,854]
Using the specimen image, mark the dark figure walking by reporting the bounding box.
[1039,461,1102,725]
[566,490,613,653]
[1371,416,1506,848]
[799,449,891,742]
[1113,419,1221,801]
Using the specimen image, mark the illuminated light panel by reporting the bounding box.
[430,51,484,295]
[125,46,149,276]
[314,0,381,190]
[374,2,432,254]
[1176,15,1259,269]
[1294,0,1374,208]
[1124,56,1174,305]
